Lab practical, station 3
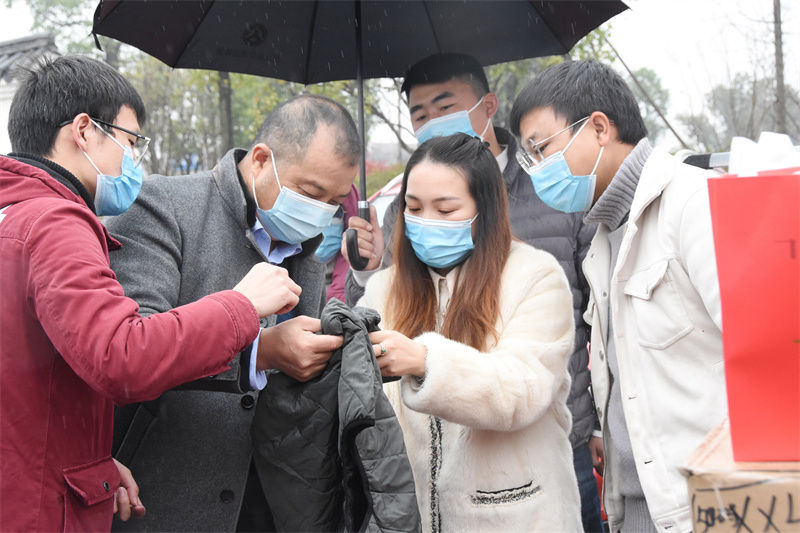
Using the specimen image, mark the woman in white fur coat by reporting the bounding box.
[354,134,581,532]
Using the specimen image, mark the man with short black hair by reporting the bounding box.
[0,55,295,532]
[108,94,361,532]
[344,53,603,532]
[510,60,725,533]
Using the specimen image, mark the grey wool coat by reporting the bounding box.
[346,127,599,449]
[107,149,326,532]
[253,299,420,533]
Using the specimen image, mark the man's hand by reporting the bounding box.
[233,263,302,317]
[589,435,604,476]
[341,205,383,271]
[113,459,146,521]
[257,316,343,381]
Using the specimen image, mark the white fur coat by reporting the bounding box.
[360,240,582,533]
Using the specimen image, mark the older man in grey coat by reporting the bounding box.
[107,95,361,532]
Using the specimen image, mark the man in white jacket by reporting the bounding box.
[510,60,727,533]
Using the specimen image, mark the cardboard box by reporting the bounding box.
[681,420,800,533]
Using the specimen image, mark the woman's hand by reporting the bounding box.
[341,205,384,271]
[369,330,427,378]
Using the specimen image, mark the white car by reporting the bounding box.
[368,173,403,227]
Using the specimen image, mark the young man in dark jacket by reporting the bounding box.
[344,53,603,532]
[0,55,299,533]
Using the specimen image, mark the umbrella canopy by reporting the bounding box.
[92,0,627,268]
[93,0,626,83]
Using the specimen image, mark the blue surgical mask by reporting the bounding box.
[253,151,338,245]
[315,217,344,262]
[82,120,143,216]
[414,96,491,144]
[404,212,477,269]
[520,118,604,214]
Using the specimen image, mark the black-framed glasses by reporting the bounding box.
[58,117,150,167]
[516,117,590,174]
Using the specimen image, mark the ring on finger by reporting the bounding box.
[379,343,387,356]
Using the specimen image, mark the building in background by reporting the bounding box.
[0,34,57,154]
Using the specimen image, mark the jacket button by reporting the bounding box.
[241,395,255,409]
[103,481,110,492]
[599,350,605,360]
[220,489,234,503]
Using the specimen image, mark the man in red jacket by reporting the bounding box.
[0,55,302,532]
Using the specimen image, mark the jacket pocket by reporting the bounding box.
[62,457,119,532]
[471,481,541,506]
[623,260,693,349]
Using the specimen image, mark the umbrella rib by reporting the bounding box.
[302,1,320,85]
[421,2,442,52]
[532,0,570,54]
[94,0,122,25]
[173,0,218,68]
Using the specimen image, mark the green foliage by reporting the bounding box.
[123,56,222,175]
[570,26,616,64]
[11,0,622,173]
[366,163,405,198]
[229,75,380,149]
[486,26,616,131]
[678,73,800,152]
[5,0,123,63]
[486,58,547,131]
[12,0,382,175]
[627,67,670,143]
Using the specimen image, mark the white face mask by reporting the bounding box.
[414,95,491,144]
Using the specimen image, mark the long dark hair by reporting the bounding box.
[386,133,511,351]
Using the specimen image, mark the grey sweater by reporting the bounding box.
[584,138,655,531]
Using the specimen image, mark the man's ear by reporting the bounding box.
[69,113,95,152]
[589,111,613,147]
[249,143,274,176]
[483,92,499,119]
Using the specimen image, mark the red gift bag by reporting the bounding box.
[708,168,800,461]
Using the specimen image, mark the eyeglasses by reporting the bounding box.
[515,117,590,174]
[58,117,151,167]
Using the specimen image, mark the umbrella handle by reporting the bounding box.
[346,227,370,271]
[345,202,371,271]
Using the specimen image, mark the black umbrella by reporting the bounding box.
[92,0,627,268]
